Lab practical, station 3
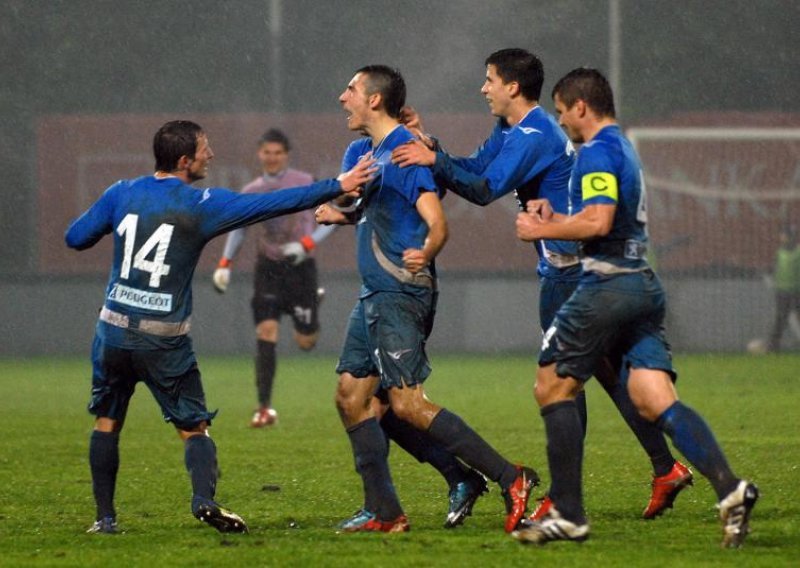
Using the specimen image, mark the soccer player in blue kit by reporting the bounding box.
[65,120,374,534]
[512,68,758,547]
[392,48,692,521]
[315,65,537,534]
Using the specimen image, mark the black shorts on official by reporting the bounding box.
[251,256,320,334]
[88,337,217,430]
[335,291,434,390]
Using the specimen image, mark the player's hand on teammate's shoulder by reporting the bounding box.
[391,139,436,168]
[337,152,376,195]
[399,106,436,151]
[399,106,423,132]
[402,248,429,273]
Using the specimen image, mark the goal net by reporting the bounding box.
[628,128,800,277]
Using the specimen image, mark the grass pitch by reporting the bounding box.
[0,353,798,567]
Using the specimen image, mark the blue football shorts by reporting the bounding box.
[539,269,676,383]
[88,337,217,430]
[335,291,434,390]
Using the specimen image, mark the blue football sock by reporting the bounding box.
[428,409,516,488]
[541,400,586,524]
[381,408,466,488]
[602,379,675,476]
[256,340,277,407]
[656,401,738,499]
[185,435,218,504]
[347,417,403,520]
[89,430,120,521]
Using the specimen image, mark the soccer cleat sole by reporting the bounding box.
[512,517,589,545]
[719,481,759,549]
[513,524,590,545]
[194,503,249,534]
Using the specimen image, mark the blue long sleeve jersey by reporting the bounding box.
[65,175,341,348]
[430,106,579,280]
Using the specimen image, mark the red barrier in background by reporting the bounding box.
[40,112,538,275]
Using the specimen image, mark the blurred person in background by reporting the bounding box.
[213,129,335,427]
[767,225,800,352]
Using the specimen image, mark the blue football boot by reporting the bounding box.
[444,470,489,528]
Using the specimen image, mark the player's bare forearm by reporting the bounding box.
[516,203,615,242]
[403,224,446,274]
[423,218,447,259]
[404,192,447,273]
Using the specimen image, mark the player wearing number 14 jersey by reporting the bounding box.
[65,120,373,535]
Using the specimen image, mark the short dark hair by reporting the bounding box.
[258,128,291,151]
[552,68,616,118]
[484,48,544,102]
[355,65,406,119]
[153,120,204,172]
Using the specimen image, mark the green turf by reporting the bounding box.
[0,353,797,567]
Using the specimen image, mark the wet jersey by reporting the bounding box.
[65,175,341,349]
[431,106,579,280]
[341,125,439,298]
[571,124,650,274]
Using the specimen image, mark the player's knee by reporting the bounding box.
[256,320,279,343]
[295,332,318,351]
[334,378,366,419]
[389,397,414,424]
[534,364,578,407]
[177,422,208,441]
[94,416,123,433]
